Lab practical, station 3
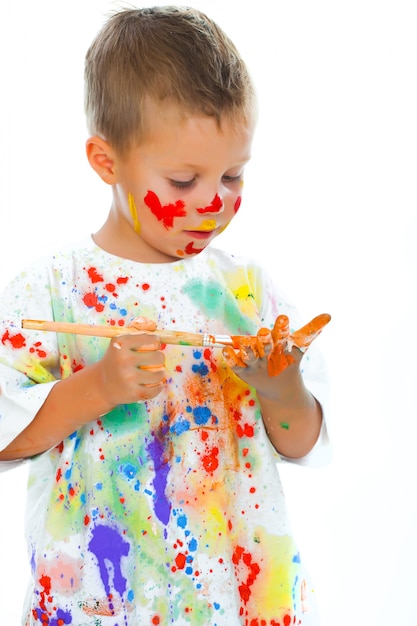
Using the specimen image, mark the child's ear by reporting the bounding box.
[86,136,117,184]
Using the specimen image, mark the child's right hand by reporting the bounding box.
[98,330,166,407]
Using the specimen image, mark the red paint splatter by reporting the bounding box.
[72,359,84,373]
[38,574,52,611]
[196,193,223,214]
[105,283,116,293]
[142,283,150,290]
[236,423,254,438]
[29,342,47,358]
[203,347,217,372]
[232,546,260,606]
[82,292,104,312]
[117,276,129,284]
[184,241,204,255]
[1,329,26,349]
[152,617,161,625]
[175,553,187,569]
[87,267,104,283]
[234,195,242,213]
[144,190,186,229]
[202,447,219,473]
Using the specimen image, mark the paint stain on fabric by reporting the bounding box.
[144,190,186,229]
[82,292,105,312]
[87,267,104,283]
[1,329,26,349]
[183,278,254,334]
[88,525,130,601]
[146,433,172,525]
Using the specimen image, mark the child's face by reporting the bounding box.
[111,103,253,263]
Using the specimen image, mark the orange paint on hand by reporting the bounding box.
[226,313,331,377]
[289,313,331,348]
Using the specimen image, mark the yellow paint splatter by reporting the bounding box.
[250,526,301,618]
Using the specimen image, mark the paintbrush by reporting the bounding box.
[21,319,239,348]
[22,313,331,351]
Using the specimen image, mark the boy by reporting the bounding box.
[0,6,330,625]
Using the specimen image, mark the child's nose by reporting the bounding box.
[195,193,224,215]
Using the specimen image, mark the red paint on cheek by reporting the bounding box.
[196,193,223,214]
[234,196,242,213]
[144,190,187,229]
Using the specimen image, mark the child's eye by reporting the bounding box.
[222,173,243,184]
[169,178,196,189]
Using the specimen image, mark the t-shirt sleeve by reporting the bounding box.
[250,261,332,468]
[0,263,60,470]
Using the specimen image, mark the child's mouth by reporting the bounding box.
[183,219,217,239]
[183,229,215,240]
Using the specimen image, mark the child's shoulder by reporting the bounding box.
[206,245,265,273]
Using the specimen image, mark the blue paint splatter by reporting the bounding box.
[193,406,211,425]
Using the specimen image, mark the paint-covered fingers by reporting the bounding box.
[222,329,271,370]
[222,327,267,368]
[288,313,331,350]
[100,334,166,406]
[127,316,158,332]
[222,345,248,369]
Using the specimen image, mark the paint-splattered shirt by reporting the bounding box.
[0,238,330,626]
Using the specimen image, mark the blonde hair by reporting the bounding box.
[84,6,256,155]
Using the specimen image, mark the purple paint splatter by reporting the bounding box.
[88,524,130,601]
[147,433,171,525]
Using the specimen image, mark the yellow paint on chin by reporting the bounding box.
[128,192,141,234]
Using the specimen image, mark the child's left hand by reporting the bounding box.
[222,313,330,396]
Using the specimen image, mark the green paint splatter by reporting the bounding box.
[280,422,290,430]
[183,278,256,334]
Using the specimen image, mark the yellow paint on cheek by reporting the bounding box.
[218,221,231,235]
[128,192,141,234]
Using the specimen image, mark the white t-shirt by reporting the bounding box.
[0,238,330,625]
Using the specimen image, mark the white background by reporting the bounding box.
[0,1,416,624]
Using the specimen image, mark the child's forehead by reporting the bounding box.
[139,99,254,149]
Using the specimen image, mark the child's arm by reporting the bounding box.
[254,357,322,459]
[0,332,166,461]
[222,317,326,459]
